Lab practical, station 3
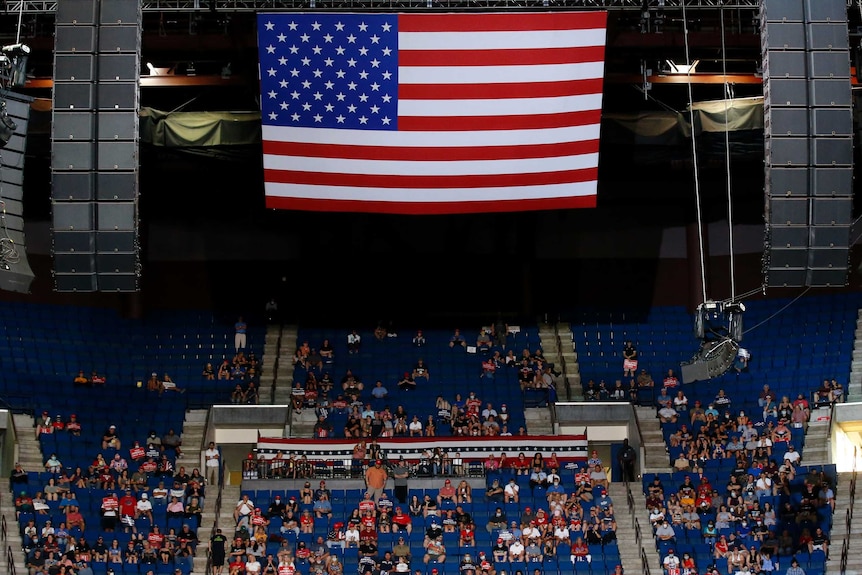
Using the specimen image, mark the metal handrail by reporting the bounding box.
[552,322,572,401]
[205,457,227,575]
[269,323,283,406]
[640,548,651,575]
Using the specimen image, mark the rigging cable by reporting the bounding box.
[681,0,708,304]
[720,8,737,302]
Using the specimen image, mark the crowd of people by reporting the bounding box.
[217,448,622,575]
[18,412,212,575]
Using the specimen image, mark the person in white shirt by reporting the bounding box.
[783,445,801,466]
[135,493,153,523]
[408,417,423,437]
[345,526,360,547]
[508,539,525,561]
[246,554,262,575]
[663,550,680,572]
[504,479,520,503]
[553,525,571,544]
[234,495,255,527]
[205,442,221,486]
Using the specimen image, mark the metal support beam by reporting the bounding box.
[7,0,764,14]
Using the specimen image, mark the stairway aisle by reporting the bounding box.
[0,477,25,575]
[539,323,580,401]
[13,413,44,475]
[848,309,862,402]
[635,406,670,473]
[609,482,661,575]
[259,324,282,405]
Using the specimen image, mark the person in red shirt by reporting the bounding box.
[147,525,165,549]
[52,415,65,432]
[65,414,81,436]
[300,509,314,534]
[66,505,86,531]
[391,507,412,535]
[119,490,137,533]
[437,480,456,505]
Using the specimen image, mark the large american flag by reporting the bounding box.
[257,12,607,214]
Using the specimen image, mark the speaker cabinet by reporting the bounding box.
[96,274,138,292]
[52,172,95,201]
[811,138,853,166]
[98,54,139,82]
[807,268,847,287]
[805,0,846,22]
[52,111,95,141]
[764,51,807,78]
[767,138,809,166]
[810,225,851,247]
[97,142,137,170]
[54,54,94,82]
[769,247,809,268]
[55,26,96,53]
[99,25,141,53]
[807,23,849,50]
[97,202,136,231]
[55,273,98,292]
[54,252,96,274]
[766,108,809,137]
[53,201,95,231]
[98,112,137,141]
[54,231,96,253]
[762,23,806,49]
[768,268,808,287]
[97,231,136,252]
[768,197,808,225]
[53,83,95,110]
[766,79,809,106]
[768,167,810,196]
[97,83,138,110]
[56,0,98,25]
[97,253,137,274]
[811,109,853,137]
[762,0,804,21]
[811,198,852,225]
[97,172,137,201]
[100,0,141,26]
[52,142,95,171]
[808,51,851,79]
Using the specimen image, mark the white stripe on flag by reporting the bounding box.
[398,94,603,117]
[398,62,606,85]
[398,28,607,51]
[261,124,601,147]
[264,152,599,176]
[264,180,597,202]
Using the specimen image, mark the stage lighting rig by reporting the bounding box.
[682,299,747,383]
[0,43,30,89]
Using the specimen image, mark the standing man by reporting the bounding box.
[392,456,410,504]
[617,439,637,483]
[235,317,247,352]
[365,459,388,503]
[205,442,221,487]
[210,528,227,575]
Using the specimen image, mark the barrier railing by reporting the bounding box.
[205,457,226,575]
[640,548,651,575]
[552,321,572,401]
[269,324,283,406]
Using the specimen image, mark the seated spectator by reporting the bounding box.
[371,381,388,400]
[412,330,426,347]
[102,425,122,450]
[397,373,416,392]
[476,330,492,353]
[658,404,678,424]
[662,369,679,389]
[313,417,333,438]
[412,359,430,381]
[347,330,361,354]
[449,329,467,349]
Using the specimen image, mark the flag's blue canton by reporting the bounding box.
[258,13,399,131]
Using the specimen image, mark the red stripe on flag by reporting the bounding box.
[398,78,604,100]
[398,109,602,131]
[266,194,597,214]
[264,167,597,189]
[399,46,606,67]
[398,12,608,33]
[263,139,600,162]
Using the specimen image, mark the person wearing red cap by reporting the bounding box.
[392,507,412,535]
[364,459,387,503]
[436,479,456,506]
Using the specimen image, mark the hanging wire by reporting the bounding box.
[681,1,708,304]
[742,286,812,335]
[720,8,737,302]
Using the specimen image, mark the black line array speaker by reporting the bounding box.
[52,0,141,292]
[0,92,35,294]
[761,0,853,288]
